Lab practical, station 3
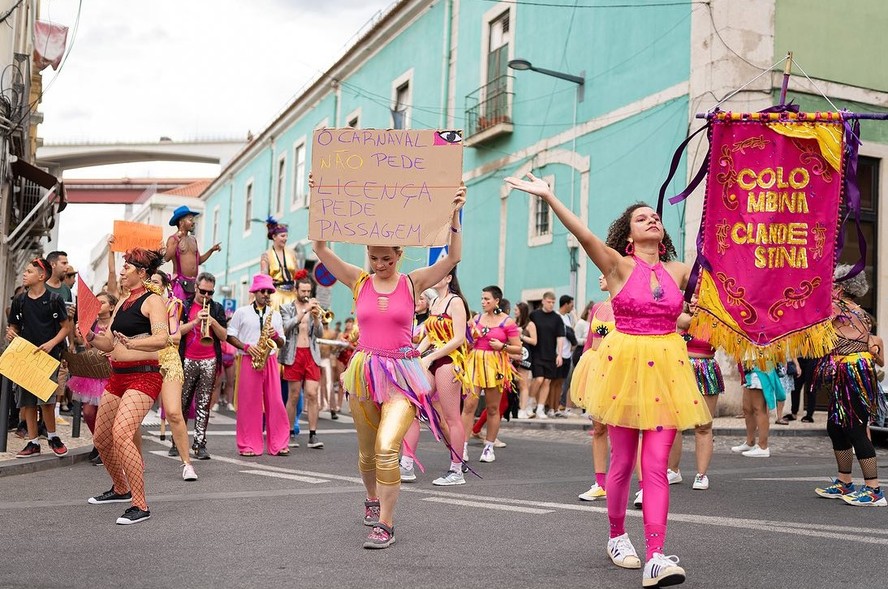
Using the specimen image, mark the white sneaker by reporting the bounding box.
[226,402,235,412]
[561,408,573,418]
[667,469,683,485]
[607,533,641,569]
[182,463,198,481]
[479,446,496,463]
[546,409,556,418]
[742,445,770,458]
[432,470,466,486]
[731,441,754,453]
[692,473,709,490]
[517,409,530,419]
[399,464,416,482]
[462,447,469,462]
[578,483,607,501]
[536,407,548,420]
[643,553,685,587]
[493,438,507,448]
[633,489,643,509]
[211,403,220,413]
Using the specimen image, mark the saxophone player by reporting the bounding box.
[280,273,325,450]
[177,272,228,460]
[226,274,288,457]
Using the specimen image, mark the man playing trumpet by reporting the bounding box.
[178,272,228,460]
[281,271,326,450]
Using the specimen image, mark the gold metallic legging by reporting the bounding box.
[349,394,416,486]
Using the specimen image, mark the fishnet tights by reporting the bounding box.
[94,391,154,510]
[859,456,879,481]
[834,449,854,475]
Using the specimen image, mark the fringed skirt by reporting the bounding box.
[812,352,878,428]
[690,357,724,396]
[466,349,515,394]
[570,331,712,431]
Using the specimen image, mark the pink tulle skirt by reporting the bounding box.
[68,376,108,406]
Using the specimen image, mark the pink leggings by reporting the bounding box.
[607,425,676,559]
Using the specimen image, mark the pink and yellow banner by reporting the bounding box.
[691,116,843,365]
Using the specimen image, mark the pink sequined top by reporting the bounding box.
[355,274,414,351]
[686,336,715,356]
[472,316,520,351]
[612,257,683,336]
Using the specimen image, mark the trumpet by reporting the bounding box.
[199,300,213,344]
[309,299,334,324]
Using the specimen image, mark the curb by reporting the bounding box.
[498,419,828,438]
[0,445,93,478]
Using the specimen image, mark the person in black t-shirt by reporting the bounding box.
[6,257,72,458]
[528,291,565,419]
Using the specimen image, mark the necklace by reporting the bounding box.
[122,286,147,311]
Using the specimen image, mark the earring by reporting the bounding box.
[143,280,163,296]
[493,306,501,315]
[625,240,635,255]
[658,242,667,256]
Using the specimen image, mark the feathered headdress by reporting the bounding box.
[265,216,289,239]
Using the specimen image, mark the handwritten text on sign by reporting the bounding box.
[309,129,463,247]
[0,337,60,402]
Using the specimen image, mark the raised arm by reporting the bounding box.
[199,243,221,264]
[504,173,622,276]
[409,184,466,293]
[106,236,120,298]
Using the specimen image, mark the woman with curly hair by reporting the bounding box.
[86,248,171,525]
[813,264,886,506]
[507,173,711,587]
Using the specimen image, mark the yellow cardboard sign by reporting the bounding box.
[0,337,60,402]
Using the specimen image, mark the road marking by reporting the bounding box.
[239,470,329,484]
[744,477,845,482]
[146,429,356,436]
[422,496,554,514]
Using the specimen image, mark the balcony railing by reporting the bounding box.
[464,75,514,146]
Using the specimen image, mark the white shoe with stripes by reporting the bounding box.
[642,553,685,587]
[606,533,641,569]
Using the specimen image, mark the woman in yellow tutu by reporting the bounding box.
[506,173,710,588]
[461,285,521,465]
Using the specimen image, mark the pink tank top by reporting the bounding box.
[355,274,414,351]
[472,316,519,351]
[686,336,715,356]
[612,257,683,336]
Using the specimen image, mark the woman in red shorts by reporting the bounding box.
[86,247,170,525]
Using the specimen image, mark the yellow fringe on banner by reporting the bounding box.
[689,270,836,369]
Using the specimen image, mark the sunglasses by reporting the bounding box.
[66,273,76,278]
[198,288,215,296]
[31,258,48,273]
[257,289,275,295]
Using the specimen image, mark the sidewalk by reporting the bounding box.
[500,412,828,438]
[0,415,94,477]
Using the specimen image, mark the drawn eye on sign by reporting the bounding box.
[435,130,462,145]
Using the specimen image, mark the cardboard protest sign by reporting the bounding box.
[76,275,102,343]
[111,220,163,253]
[309,129,463,246]
[0,337,61,402]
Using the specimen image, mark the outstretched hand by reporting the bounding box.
[503,172,553,199]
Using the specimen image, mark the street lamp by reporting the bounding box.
[508,58,585,102]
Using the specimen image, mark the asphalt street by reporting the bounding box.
[1,410,886,589]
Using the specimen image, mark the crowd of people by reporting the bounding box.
[3,169,887,587]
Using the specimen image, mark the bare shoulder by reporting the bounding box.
[664,260,691,288]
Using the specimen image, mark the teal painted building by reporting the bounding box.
[199,0,888,330]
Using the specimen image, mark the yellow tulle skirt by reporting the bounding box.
[570,331,711,431]
[466,349,515,394]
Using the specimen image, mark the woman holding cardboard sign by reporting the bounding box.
[310,172,465,549]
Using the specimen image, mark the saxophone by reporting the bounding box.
[251,312,277,371]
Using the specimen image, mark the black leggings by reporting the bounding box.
[827,420,878,479]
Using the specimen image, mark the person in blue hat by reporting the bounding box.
[164,205,221,301]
